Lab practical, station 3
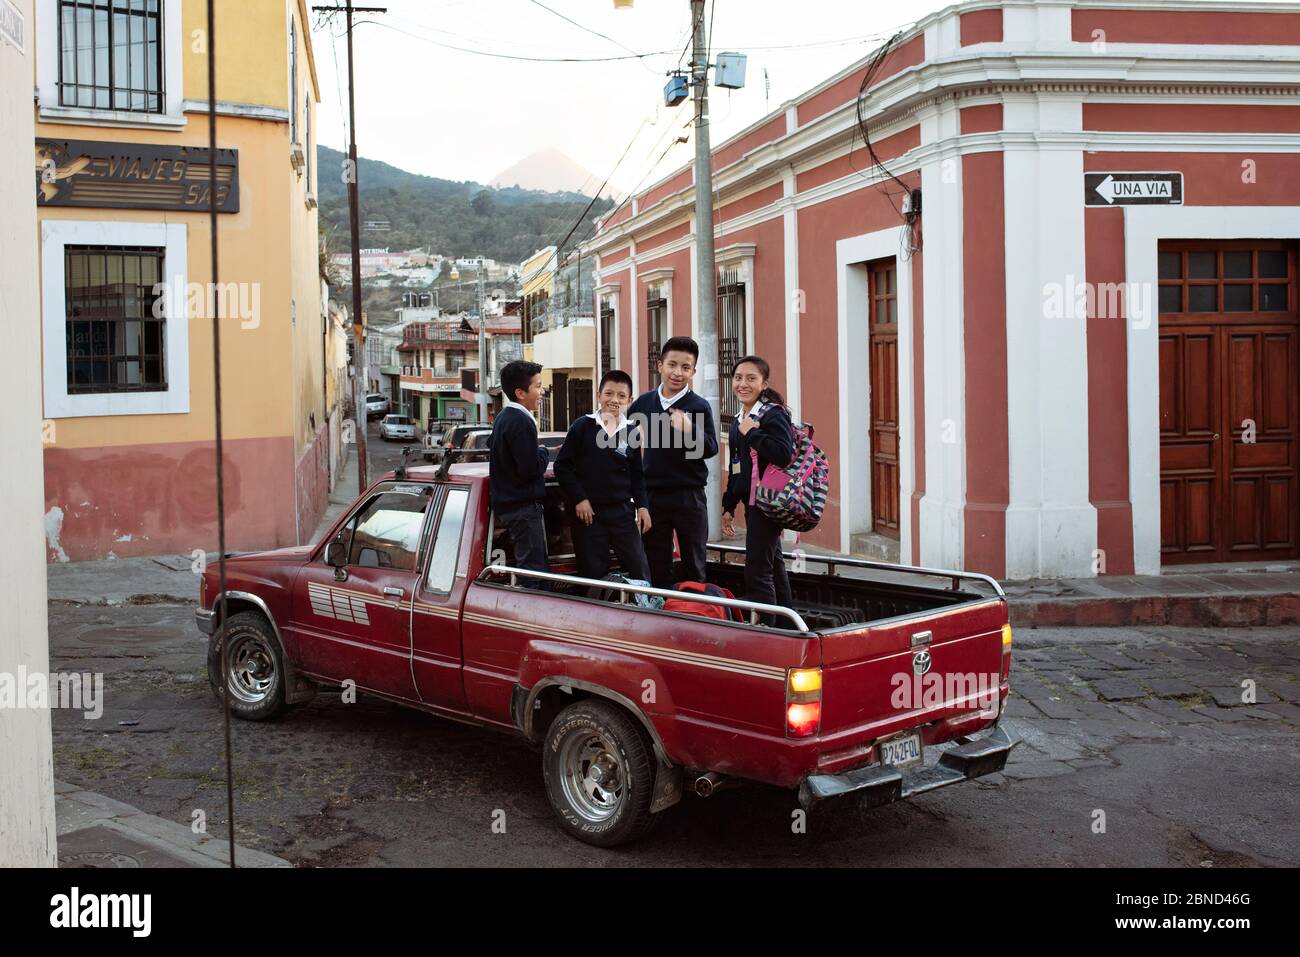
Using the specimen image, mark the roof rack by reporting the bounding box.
[434,447,480,482]
[483,564,811,633]
[707,544,1005,599]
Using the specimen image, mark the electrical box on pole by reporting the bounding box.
[664,73,689,107]
[713,52,747,90]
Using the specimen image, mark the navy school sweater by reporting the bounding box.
[553,414,648,509]
[625,388,719,491]
[487,406,550,511]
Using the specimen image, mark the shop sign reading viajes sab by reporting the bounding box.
[35,138,240,213]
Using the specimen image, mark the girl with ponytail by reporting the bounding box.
[721,355,795,621]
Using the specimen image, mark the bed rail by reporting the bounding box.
[706,544,1006,600]
[482,564,812,633]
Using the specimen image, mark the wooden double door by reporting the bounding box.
[1159,241,1300,564]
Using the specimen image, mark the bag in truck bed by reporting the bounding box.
[663,581,745,622]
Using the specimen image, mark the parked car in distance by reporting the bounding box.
[365,393,390,419]
[421,418,462,462]
[457,429,566,462]
[379,414,416,442]
[197,461,1018,847]
[441,424,492,460]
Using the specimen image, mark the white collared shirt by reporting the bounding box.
[657,384,690,411]
[502,398,538,431]
[588,409,630,436]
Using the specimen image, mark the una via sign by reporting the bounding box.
[1085,172,1183,206]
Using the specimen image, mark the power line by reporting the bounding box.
[525,0,644,60]
[341,16,894,64]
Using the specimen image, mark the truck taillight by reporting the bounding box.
[786,668,822,738]
[786,701,821,737]
[1001,623,1013,652]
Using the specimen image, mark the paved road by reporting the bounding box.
[47,586,1300,866]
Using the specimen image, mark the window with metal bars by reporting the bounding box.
[646,286,667,388]
[717,267,746,423]
[599,301,615,379]
[64,245,167,393]
[58,0,164,113]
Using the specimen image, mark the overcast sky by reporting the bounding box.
[309,0,940,196]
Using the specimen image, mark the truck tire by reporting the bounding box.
[542,699,659,847]
[206,611,287,721]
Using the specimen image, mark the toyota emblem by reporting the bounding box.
[912,650,932,675]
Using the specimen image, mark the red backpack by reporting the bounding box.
[662,581,745,622]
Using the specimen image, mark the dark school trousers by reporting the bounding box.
[743,502,792,622]
[642,486,709,589]
[496,501,549,589]
[577,502,651,584]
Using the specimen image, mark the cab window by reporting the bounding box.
[488,483,576,570]
[425,487,470,593]
[342,486,432,571]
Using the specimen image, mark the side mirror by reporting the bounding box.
[325,540,347,568]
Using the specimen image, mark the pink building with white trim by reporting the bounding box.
[583,0,1300,580]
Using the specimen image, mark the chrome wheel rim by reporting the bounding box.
[559,730,625,823]
[226,632,276,704]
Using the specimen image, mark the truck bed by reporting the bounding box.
[705,560,974,631]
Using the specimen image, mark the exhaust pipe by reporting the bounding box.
[693,772,727,798]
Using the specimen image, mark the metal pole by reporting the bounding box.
[345,0,368,487]
[477,265,488,424]
[690,0,721,539]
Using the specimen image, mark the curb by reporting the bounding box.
[1009,592,1300,628]
[55,781,291,868]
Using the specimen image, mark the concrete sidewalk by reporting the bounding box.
[787,542,1300,628]
[56,781,289,868]
[1004,564,1300,628]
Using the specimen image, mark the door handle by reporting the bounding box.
[383,586,404,598]
[1213,433,1220,441]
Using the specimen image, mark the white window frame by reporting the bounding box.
[639,267,673,388]
[594,282,620,379]
[36,0,186,129]
[42,219,190,418]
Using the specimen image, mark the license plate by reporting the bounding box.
[879,732,923,768]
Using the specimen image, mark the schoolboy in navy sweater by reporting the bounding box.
[626,336,719,588]
[488,360,550,585]
[553,370,652,583]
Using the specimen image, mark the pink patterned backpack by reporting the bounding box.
[748,413,829,532]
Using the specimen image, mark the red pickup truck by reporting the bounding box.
[197,460,1019,846]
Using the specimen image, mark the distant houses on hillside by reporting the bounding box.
[331,248,515,285]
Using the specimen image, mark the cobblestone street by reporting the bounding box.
[46,593,1300,866]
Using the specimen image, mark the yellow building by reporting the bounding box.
[34,0,330,559]
[521,245,596,431]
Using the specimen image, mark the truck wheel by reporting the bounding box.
[206,611,286,721]
[542,699,658,847]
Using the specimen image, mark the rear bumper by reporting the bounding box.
[195,607,216,636]
[797,724,1020,811]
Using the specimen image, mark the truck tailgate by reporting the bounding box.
[816,598,1008,746]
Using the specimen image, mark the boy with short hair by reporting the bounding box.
[554,370,652,584]
[626,336,719,588]
[488,360,550,584]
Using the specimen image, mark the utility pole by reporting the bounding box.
[314,1,387,489]
[476,264,488,424]
[690,0,721,539]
